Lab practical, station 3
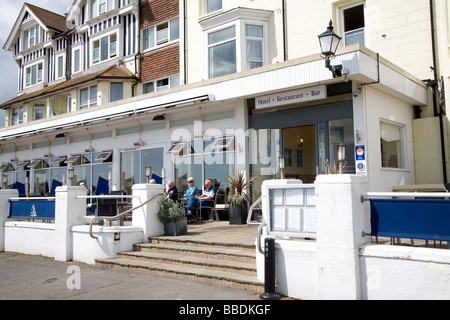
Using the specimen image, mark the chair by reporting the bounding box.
[210,190,229,221]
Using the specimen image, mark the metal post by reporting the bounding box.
[260,237,281,300]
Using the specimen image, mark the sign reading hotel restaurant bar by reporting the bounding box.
[256,85,327,109]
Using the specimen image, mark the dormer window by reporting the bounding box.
[25,62,43,87]
[91,0,114,19]
[22,25,40,50]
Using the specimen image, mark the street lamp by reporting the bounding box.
[68,168,75,186]
[279,156,285,180]
[337,143,347,174]
[146,166,152,183]
[318,20,343,78]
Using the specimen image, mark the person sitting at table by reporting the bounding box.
[185,177,198,222]
[194,179,216,219]
[166,180,179,202]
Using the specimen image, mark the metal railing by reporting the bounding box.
[82,193,164,239]
[246,196,267,255]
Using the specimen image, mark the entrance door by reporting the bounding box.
[282,125,316,183]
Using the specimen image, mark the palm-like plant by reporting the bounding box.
[225,169,255,207]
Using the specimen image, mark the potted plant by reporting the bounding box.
[157,198,187,236]
[225,169,255,225]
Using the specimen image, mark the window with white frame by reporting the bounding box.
[206,0,222,14]
[92,33,117,64]
[341,3,365,46]
[91,0,114,18]
[80,86,97,109]
[110,82,123,102]
[380,121,405,169]
[22,25,40,50]
[143,18,180,51]
[25,62,43,87]
[11,107,23,125]
[143,75,180,94]
[208,26,237,79]
[56,54,65,79]
[73,48,81,73]
[246,24,264,70]
[34,104,45,120]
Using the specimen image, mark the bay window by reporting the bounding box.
[246,25,264,69]
[208,26,237,79]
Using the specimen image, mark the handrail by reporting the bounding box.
[89,193,164,239]
[247,196,262,225]
[361,192,450,202]
[77,195,138,200]
[246,196,267,254]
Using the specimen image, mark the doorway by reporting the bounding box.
[282,125,316,183]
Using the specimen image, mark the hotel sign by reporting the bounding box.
[256,85,327,109]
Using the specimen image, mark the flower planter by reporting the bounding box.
[163,218,188,236]
[229,204,247,225]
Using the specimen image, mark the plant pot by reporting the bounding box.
[163,218,188,236]
[229,203,247,225]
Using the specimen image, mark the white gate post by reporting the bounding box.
[132,184,164,239]
[54,186,86,262]
[0,190,19,252]
[315,174,370,300]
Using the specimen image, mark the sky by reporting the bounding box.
[0,0,74,127]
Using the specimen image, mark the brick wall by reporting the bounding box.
[140,0,180,83]
[140,0,179,29]
[140,45,180,83]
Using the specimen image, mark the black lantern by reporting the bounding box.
[318,20,343,78]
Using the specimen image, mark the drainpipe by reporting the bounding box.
[429,0,448,183]
[282,0,287,61]
[183,0,188,84]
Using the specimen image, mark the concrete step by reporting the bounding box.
[95,257,263,293]
[95,237,263,293]
[117,250,257,276]
[134,242,256,264]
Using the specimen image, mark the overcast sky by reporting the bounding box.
[0,0,73,127]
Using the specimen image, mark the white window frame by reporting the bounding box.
[380,119,407,170]
[340,2,366,47]
[204,0,223,15]
[142,17,180,52]
[56,53,65,80]
[91,0,114,18]
[72,48,81,74]
[34,104,45,120]
[25,61,44,88]
[11,107,24,125]
[91,31,118,65]
[205,20,268,79]
[79,85,98,109]
[142,74,180,94]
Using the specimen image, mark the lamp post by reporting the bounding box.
[146,166,152,184]
[318,20,343,78]
[337,143,347,174]
[2,174,8,189]
[279,156,285,180]
[68,168,74,186]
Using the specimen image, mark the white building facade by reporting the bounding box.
[0,0,444,199]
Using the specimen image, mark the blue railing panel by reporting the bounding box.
[370,199,450,241]
[9,200,56,221]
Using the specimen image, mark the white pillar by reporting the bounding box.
[0,190,19,252]
[315,174,370,300]
[54,186,86,262]
[132,184,164,239]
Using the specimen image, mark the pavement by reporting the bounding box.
[0,251,262,300]
[0,221,264,301]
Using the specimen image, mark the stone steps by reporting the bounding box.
[95,237,263,293]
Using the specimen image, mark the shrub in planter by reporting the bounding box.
[157,198,187,236]
[225,169,255,225]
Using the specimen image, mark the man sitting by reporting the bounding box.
[194,179,216,220]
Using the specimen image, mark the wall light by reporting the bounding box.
[318,20,344,78]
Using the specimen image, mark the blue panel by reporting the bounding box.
[9,200,56,220]
[151,173,163,184]
[370,199,450,241]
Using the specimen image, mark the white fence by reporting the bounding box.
[257,175,450,300]
[0,184,164,264]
